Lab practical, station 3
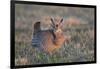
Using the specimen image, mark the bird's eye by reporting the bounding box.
[56,24,58,27]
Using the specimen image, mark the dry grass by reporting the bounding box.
[15,4,95,65]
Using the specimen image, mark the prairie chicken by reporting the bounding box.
[32,18,69,54]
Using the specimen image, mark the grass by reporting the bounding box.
[15,4,95,65]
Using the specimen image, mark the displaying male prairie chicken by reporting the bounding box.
[32,17,70,54]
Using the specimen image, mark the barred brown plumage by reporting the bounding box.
[32,17,69,54]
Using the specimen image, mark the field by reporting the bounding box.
[15,4,95,65]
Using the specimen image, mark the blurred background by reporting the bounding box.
[15,3,95,65]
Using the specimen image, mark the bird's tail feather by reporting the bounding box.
[33,22,41,35]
